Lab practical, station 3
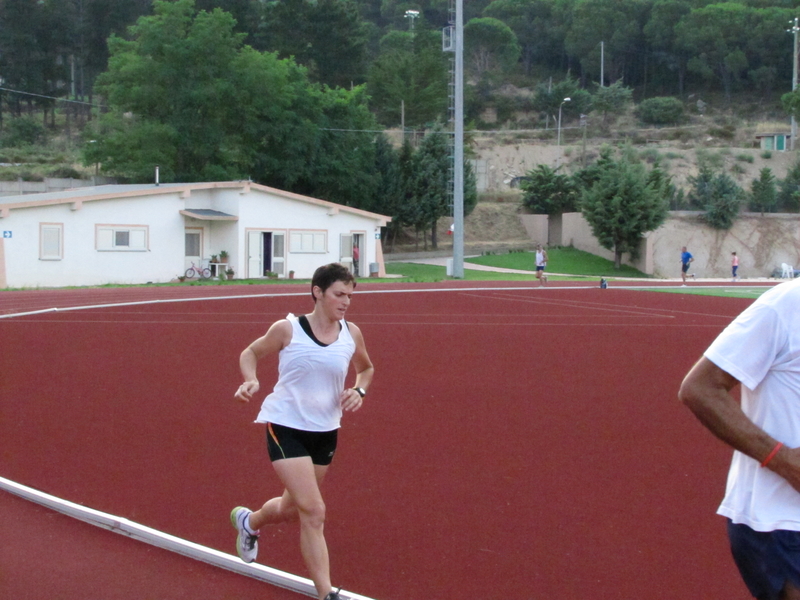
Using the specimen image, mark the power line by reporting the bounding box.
[0,87,103,108]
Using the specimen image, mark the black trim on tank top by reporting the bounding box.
[298,315,343,347]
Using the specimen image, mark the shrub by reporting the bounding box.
[688,166,744,229]
[635,97,684,126]
[47,167,84,179]
[2,117,45,147]
[708,124,736,139]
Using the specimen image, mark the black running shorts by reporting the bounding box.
[266,423,338,466]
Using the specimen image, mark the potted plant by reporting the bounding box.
[226,267,234,280]
[219,250,229,263]
[210,254,218,263]
[289,270,295,279]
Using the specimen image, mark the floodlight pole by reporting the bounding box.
[452,0,464,278]
[792,18,799,150]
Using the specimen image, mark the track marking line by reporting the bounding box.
[0,476,375,600]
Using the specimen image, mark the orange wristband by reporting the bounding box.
[760,442,784,468]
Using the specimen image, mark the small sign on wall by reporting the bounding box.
[2,231,10,238]
[374,232,381,239]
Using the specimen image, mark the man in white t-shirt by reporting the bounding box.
[679,278,800,600]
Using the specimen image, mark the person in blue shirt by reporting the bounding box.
[681,246,695,284]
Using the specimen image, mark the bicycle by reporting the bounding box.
[185,261,212,280]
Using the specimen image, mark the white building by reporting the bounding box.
[0,181,391,288]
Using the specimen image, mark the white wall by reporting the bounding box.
[1,185,388,288]
[3,193,186,287]
[235,191,382,280]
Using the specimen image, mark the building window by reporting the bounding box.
[96,225,148,251]
[40,223,63,260]
[289,231,326,253]
[185,232,201,257]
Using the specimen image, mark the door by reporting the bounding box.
[352,233,364,277]
[247,231,262,278]
[248,231,286,278]
[339,234,353,272]
[271,232,285,276]
[185,229,202,270]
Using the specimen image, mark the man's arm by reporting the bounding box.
[679,357,800,491]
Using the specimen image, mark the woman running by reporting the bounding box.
[231,262,374,600]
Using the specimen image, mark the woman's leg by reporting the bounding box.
[250,457,332,600]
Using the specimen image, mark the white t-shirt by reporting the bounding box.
[256,314,355,432]
[705,278,800,531]
[536,251,546,267]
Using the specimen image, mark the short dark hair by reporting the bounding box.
[311,263,356,301]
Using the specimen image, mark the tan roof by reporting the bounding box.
[0,180,391,225]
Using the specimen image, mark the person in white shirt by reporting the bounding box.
[679,278,800,600]
[535,244,548,286]
[231,263,374,600]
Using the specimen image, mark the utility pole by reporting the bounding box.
[791,19,799,150]
[600,41,604,87]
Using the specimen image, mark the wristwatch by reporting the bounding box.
[353,387,366,398]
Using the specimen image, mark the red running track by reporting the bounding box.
[0,282,760,599]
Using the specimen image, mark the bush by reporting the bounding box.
[635,97,685,126]
[47,167,84,179]
[2,117,45,147]
[688,166,744,229]
[708,124,736,140]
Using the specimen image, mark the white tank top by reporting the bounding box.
[255,314,355,431]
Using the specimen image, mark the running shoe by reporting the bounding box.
[324,587,342,600]
[230,506,259,563]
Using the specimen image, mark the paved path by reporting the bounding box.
[395,255,779,284]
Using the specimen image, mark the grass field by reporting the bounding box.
[466,247,650,278]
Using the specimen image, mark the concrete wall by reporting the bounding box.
[518,214,548,245]
[551,211,800,278]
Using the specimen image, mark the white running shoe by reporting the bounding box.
[230,506,259,563]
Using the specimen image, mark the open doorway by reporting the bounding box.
[247,230,285,278]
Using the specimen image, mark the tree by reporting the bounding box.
[580,149,670,269]
[777,159,800,212]
[408,128,450,250]
[749,167,777,214]
[366,30,448,127]
[643,0,692,95]
[781,89,800,122]
[520,164,579,214]
[84,0,381,207]
[483,0,564,76]
[257,0,369,88]
[675,3,752,101]
[463,17,521,80]
[532,75,591,127]
[565,0,649,86]
[687,166,744,229]
[591,79,633,130]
